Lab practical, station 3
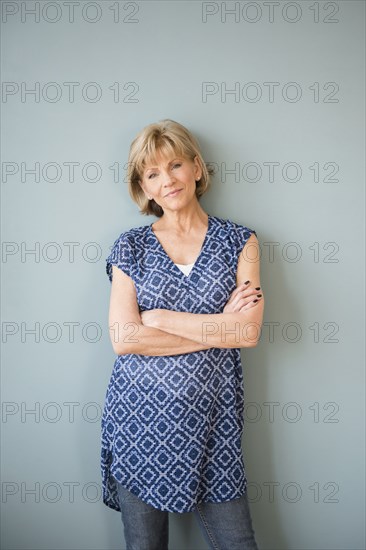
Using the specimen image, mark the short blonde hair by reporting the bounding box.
[126,119,215,217]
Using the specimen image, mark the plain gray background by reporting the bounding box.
[1,1,365,549]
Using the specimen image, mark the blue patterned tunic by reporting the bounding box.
[101,214,257,513]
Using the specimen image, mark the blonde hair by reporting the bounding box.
[126,119,215,217]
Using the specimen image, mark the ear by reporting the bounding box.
[193,155,203,181]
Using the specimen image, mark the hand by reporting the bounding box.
[223,281,263,314]
[140,308,162,328]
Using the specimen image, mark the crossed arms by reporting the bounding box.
[108,233,264,356]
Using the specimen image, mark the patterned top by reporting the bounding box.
[101,214,257,513]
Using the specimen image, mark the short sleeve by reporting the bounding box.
[234,224,257,257]
[106,232,133,283]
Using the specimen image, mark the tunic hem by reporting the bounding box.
[103,471,248,514]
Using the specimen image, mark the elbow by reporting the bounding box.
[111,341,133,356]
[109,322,144,356]
[112,343,126,356]
[243,339,259,348]
[112,339,146,356]
[241,320,262,348]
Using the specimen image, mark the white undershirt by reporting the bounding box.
[174,262,195,276]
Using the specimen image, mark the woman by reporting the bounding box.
[101,119,264,550]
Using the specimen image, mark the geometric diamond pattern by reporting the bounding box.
[101,214,257,513]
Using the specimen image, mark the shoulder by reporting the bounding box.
[109,222,151,248]
[211,214,257,241]
[105,223,151,282]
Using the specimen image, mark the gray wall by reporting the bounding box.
[1,1,365,549]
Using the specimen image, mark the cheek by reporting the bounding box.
[183,167,193,177]
[141,181,155,194]
[139,182,147,194]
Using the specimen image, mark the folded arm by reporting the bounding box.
[108,265,212,356]
[142,306,263,349]
[141,233,264,349]
[108,233,264,355]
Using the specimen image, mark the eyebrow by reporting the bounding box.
[144,158,183,173]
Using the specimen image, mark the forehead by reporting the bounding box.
[143,151,186,170]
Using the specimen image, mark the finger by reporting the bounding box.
[239,294,263,310]
[228,294,255,313]
[238,298,261,312]
[225,283,257,312]
[229,293,248,310]
[225,288,242,307]
[234,295,259,311]
[231,288,261,309]
[229,281,251,301]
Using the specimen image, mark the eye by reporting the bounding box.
[172,162,182,169]
[147,172,157,179]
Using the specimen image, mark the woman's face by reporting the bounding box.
[139,152,202,213]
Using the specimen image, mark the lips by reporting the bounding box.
[166,188,182,197]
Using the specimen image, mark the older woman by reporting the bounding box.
[101,119,264,550]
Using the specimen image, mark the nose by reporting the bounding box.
[162,169,175,187]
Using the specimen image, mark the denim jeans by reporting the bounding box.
[116,482,259,550]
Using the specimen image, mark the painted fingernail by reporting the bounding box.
[253,299,258,303]
[255,287,261,290]
[257,294,262,297]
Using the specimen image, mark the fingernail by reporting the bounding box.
[257,294,262,297]
[244,280,250,285]
[255,287,261,290]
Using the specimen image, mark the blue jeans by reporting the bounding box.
[116,483,259,550]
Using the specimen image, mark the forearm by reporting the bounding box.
[153,304,264,348]
[110,321,212,356]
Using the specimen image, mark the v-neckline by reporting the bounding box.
[148,214,212,279]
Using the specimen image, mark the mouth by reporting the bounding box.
[165,188,182,197]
